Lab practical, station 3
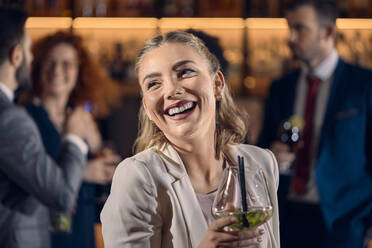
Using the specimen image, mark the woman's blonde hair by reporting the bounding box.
[134,31,247,158]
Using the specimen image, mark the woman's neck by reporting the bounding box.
[173,135,224,194]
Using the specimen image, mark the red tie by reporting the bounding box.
[293,75,322,195]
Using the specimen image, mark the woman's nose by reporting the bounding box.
[165,80,185,99]
[47,61,63,75]
[53,64,63,74]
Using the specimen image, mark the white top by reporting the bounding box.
[290,50,339,203]
[195,191,217,226]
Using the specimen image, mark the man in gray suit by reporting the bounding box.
[0,7,100,248]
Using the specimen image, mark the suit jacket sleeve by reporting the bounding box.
[101,157,162,248]
[0,107,86,212]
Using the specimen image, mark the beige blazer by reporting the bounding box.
[101,144,280,248]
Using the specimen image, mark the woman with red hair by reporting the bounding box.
[23,31,122,248]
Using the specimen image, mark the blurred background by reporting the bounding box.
[3,0,372,156]
[1,1,372,248]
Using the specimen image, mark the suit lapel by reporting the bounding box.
[156,145,208,247]
[318,59,348,153]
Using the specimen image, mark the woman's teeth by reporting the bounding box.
[168,102,194,116]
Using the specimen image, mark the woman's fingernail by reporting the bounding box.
[259,229,265,234]
[258,237,263,242]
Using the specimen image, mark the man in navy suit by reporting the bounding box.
[258,0,372,247]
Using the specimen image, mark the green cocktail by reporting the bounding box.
[214,206,273,231]
[50,211,72,233]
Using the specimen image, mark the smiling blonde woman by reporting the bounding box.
[101,31,280,248]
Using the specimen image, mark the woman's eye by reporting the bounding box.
[179,68,196,78]
[146,81,158,90]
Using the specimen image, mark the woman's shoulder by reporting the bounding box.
[122,148,164,167]
[117,148,158,168]
[23,99,48,120]
[233,143,274,162]
[229,144,278,184]
[24,100,40,113]
[114,148,165,182]
[111,149,157,191]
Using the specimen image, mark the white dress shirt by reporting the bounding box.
[0,82,14,101]
[290,50,339,203]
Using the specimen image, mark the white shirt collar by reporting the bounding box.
[0,82,14,101]
[307,49,339,81]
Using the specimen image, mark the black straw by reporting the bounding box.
[238,156,250,228]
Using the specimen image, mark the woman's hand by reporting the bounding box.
[80,111,102,153]
[65,106,102,153]
[198,216,264,248]
[83,149,120,184]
